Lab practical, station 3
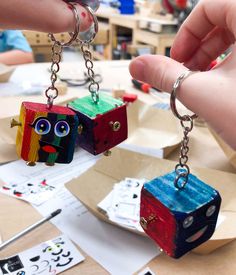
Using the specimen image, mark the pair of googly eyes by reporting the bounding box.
[183,205,216,228]
[34,118,70,137]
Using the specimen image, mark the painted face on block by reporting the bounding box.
[16,102,79,165]
[140,171,221,258]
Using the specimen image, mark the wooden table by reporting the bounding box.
[1,61,236,274]
[96,9,177,59]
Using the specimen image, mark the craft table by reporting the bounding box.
[0,60,236,274]
[96,8,177,59]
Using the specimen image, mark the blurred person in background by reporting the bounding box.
[0,30,34,65]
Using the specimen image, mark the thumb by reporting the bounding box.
[129,54,188,93]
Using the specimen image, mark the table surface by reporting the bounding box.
[1,60,236,275]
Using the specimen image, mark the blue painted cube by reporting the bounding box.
[140,171,221,258]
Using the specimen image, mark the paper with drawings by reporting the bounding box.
[0,234,84,275]
[0,149,98,205]
[34,187,160,275]
[98,177,146,232]
[0,148,159,274]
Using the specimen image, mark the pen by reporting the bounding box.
[0,209,62,251]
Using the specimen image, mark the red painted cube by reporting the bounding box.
[68,94,128,155]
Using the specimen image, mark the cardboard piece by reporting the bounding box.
[0,63,15,83]
[210,128,236,170]
[122,100,182,158]
[0,116,18,163]
[0,100,181,164]
[66,148,236,255]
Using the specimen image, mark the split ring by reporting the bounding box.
[49,2,80,47]
[76,4,98,44]
[170,70,198,121]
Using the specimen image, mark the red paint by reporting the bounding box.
[209,60,218,70]
[122,93,138,103]
[42,145,57,153]
[81,12,86,18]
[67,4,73,10]
[140,188,176,256]
[41,179,47,186]
[23,102,76,116]
[93,104,128,154]
[14,192,22,197]
[176,0,187,9]
[21,106,36,161]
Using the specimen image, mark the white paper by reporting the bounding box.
[216,213,226,229]
[0,149,98,205]
[0,235,84,275]
[138,267,156,275]
[0,149,159,274]
[98,178,146,232]
[34,187,160,275]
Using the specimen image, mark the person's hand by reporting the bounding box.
[0,0,93,33]
[129,0,236,149]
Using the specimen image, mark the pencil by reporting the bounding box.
[0,209,62,251]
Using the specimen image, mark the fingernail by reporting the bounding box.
[129,59,145,81]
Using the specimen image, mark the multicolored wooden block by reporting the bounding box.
[68,94,128,155]
[140,171,221,258]
[14,102,79,166]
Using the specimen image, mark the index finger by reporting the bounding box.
[171,0,236,63]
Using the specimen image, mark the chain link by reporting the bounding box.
[45,41,62,109]
[81,43,100,103]
[174,115,193,189]
[170,70,199,190]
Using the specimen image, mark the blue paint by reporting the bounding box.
[144,171,219,213]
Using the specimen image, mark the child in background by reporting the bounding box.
[0,30,34,65]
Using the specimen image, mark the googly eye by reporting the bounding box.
[34,119,51,135]
[206,205,216,217]
[183,216,194,228]
[54,121,70,137]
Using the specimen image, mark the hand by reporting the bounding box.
[129,0,236,149]
[0,0,92,33]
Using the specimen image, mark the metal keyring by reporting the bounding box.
[76,4,98,44]
[170,70,198,121]
[49,2,80,47]
[174,172,189,189]
[64,0,100,12]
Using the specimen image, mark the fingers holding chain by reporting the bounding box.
[46,1,99,107]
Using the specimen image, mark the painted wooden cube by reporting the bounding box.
[15,102,79,165]
[68,94,128,155]
[140,171,221,258]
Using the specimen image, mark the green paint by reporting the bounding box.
[68,94,123,118]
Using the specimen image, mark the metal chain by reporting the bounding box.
[174,115,193,190]
[170,70,199,190]
[45,41,62,109]
[80,43,100,103]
